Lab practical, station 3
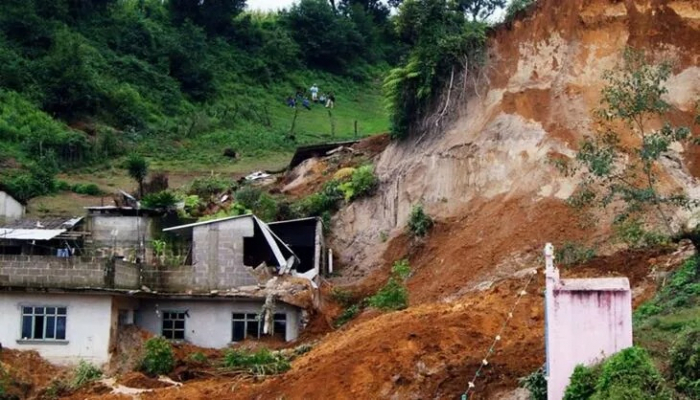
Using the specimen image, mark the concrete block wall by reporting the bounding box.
[113,260,140,289]
[140,266,195,292]
[0,256,142,290]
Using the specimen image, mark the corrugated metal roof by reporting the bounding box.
[163,214,252,232]
[1,217,83,230]
[0,229,66,241]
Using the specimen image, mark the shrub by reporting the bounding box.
[189,175,235,198]
[295,181,343,217]
[407,204,433,237]
[565,347,669,399]
[141,191,178,209]
[338,165,378,202]
[334,304,360,327]
[519,365,547,400]
[505,0,536,22]
[254,193,279,222]
[71,360,102,389]
[564,364,600,400]
[235,186,262,210]
[56,180,71,191]
[368,260,411,311]
[71,183,102,196]
[555,242,596,266]
[222,348,291,375]
[140,337,175,376]
[187,352,208,364]
[614,219,669,249]
[125,154,149,197]
[670,327,700,398]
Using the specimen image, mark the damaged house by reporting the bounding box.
[0,214,323,365]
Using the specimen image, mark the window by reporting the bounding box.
[232,313,260,342]
[21,306,67,341]
[273,313,287,340]
[162,311,186,340]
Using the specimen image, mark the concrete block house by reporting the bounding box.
[0,212,323,365]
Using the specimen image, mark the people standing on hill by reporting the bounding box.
[310,84,319,102]
[319,93,326,104]
[286,96,296,108]
[302,97,311,110]
[325,92,335,109]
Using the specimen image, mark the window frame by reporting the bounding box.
[18,305,68,343]
[161,310,187,341]
[231,313,261,342]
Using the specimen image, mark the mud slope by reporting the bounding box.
[332,0,700,288]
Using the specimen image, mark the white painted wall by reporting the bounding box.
[0,191,24,222]
[0,293,114,365]
[136,299,301,348]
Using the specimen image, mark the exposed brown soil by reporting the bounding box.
[117,372,173,389]
[0,348,62,399]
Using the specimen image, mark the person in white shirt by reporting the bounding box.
[310,84,319,102]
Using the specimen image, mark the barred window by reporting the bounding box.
[162,311,186,340]
[21,306,67,341]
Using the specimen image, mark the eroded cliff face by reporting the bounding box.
[332,0,700,292]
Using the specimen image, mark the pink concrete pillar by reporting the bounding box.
[544,243,633,400]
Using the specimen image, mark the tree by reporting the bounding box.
[125,154,149,198]
[456,0,506,21]
[563,48,694,238]
[169,0,246,36]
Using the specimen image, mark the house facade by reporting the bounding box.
[0,214,321,365]
[0,191,24,223]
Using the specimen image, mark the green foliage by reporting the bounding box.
[505,0,536,22]
[564,364,600,400]
[368,259,411,311]
[565,49,694,237]
[70,360,102,389]
[235,186,262,210]
[295,181,344,217]
[71,183,102,196]
[198,202,251,221]
[140,191,177,209]
[222,348,291,376]
[385,0,487,138]
[140,337,175,377]
[407,204,434,237]
[519,365,547,400]
[337,165,379,202]
[0,165,57,203]
[187,352,208,364]
[670,326,700,398]
[189,175,235,198]
[330,288,354,307]
[555,242,597,266]
[564,347,670,399]
[335,304,361,327]
[125,154,149,196]
[613,219,669,249]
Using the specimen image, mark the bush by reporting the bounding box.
[141,191,178,209]
[519,365,547,400]
[141,337,175,376]
[187,352,208,364]
[334,304,360,327]
[564,364,600,400]
[564,347,670,399]
[189,175,235,198]
[614,219,669,249]
[295,181,343,217]
[71,183,102,196]
[505,0,536,22]
[234,186,261,209]
[555,242,596,266]
[407,204,433,237]
[338,165,379,202]
[367,260,411,311]
[670,327,700,398]
[222,348,291,375]
[71,360,102,389]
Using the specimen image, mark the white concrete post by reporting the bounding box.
[544,242,557,399]
[328,248,333,275]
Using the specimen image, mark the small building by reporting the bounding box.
[0,191,25,223]
[0,214,321,365]
[544,244,633,400]
[0,217,86,256]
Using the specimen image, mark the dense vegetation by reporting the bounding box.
[0,0,399,202]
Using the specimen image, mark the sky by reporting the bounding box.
[246,0,508,21]
[247,0,297,11]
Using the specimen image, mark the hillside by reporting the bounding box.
[0,0,391,208]
[1,0,699,399]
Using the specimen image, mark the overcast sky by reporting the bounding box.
[247,0,296,11]
[247,0,508,20]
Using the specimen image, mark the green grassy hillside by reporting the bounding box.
[0,0,394,204]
